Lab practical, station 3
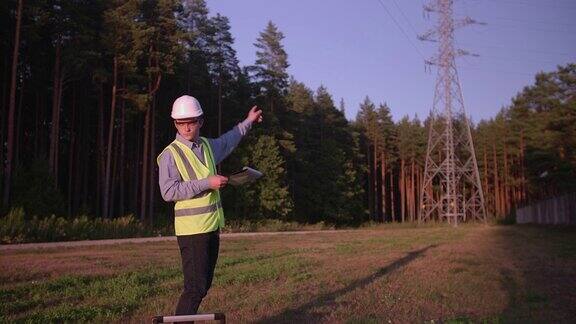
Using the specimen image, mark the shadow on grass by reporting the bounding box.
[255,244,438,324]
[493,225,576,323]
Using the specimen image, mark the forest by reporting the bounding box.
[1,0,575,231]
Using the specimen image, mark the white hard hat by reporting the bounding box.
[171,95,203,119]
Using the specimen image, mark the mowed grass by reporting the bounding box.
[1,224,575,323]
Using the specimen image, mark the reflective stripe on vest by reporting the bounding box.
[157,137,224,236]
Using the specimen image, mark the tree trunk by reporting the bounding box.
[134,121,142,216]
[373,145,378,221]
[483,148,490,215]
[217,76,223,173]
[148,97,156,224]
[33,94,38,158]
[68,84,77,216]
[503,143,510,215]
[73,88,83,216]
[55,75,63,183]
[381,152,386,222]
[120,87,126,216]
[411,159,415,222]
[218,76,222,136]
[0,52,8,183]
[49,41,62,187]
[519,129,526,202]
[493,144,500,217]
[142,48,162,223]
[400,158,405,222]
[500,179,505,216]
[104,57,118,218]
[81,131,89,212]
[390,168,396,222]
[77,87,85,212]
[140,107,150,221]
[3,0,23,206]
[367,144,374,220]
[110,128,120,218]
[97,83,105,217]
[416,164,422,218]
[14,78,24,169]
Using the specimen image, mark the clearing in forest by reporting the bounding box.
[1,224,575,323]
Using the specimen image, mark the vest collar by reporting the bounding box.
[175,133,202,149]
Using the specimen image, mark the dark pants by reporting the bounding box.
[175,230,220,315]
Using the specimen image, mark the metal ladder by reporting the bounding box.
[152,313,225,323]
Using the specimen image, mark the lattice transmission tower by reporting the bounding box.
[418,0,487,225]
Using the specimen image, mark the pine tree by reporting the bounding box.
[508,64,576,199]
[175,0,214,132]
[238,135,292,219]
[252,21,289,93]
[102,0,141,218]
[377,103,397,221]
[314,86,363,223]
[251,20,289,119]
[178,0,210,53]
[134,0,184,222]
[205,13,240,136]
[284,80,315,221]
[2,0,23,207]
[356,97,380,221]
[34,0,104,189]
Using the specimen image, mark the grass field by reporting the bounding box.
[1,224,575,323]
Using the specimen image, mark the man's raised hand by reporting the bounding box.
[247,106,263,124]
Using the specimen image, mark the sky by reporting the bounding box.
[206,0,576,123]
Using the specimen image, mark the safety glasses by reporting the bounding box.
[174,117,203,127]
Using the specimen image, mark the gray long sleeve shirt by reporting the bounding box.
[158,119,252,202]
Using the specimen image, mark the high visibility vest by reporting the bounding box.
[157,137,224,236]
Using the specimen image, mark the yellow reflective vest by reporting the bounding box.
[157,137,224,236]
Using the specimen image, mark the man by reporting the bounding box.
[157,95,262,315]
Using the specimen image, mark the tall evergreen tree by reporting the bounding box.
[284,80,315,221]
[356,97,381,220]
[251,20,289,116]
[376,103,397,221]
[176,0,213,109]
[102,0,142,218]
[136,0,184,222]
[313,86,363,223]
[2,0,23,207]
[396,116,426,222]
[236,135,292,219]
[508,64,576,199]
[205,13,240,136]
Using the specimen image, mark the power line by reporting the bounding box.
[489,16,576,28]
[477,54,567,65]
[456,41,575,57]
[484,22,575,34]
[375,0,427,61]
[455,48,572,73]
[482,0,576,11]
[454,42,574,64]
[458,64,549,77]
[390,0,420,37]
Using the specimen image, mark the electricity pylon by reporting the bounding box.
[418,0,487,225]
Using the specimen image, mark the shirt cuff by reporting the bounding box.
[192,178,211,195]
